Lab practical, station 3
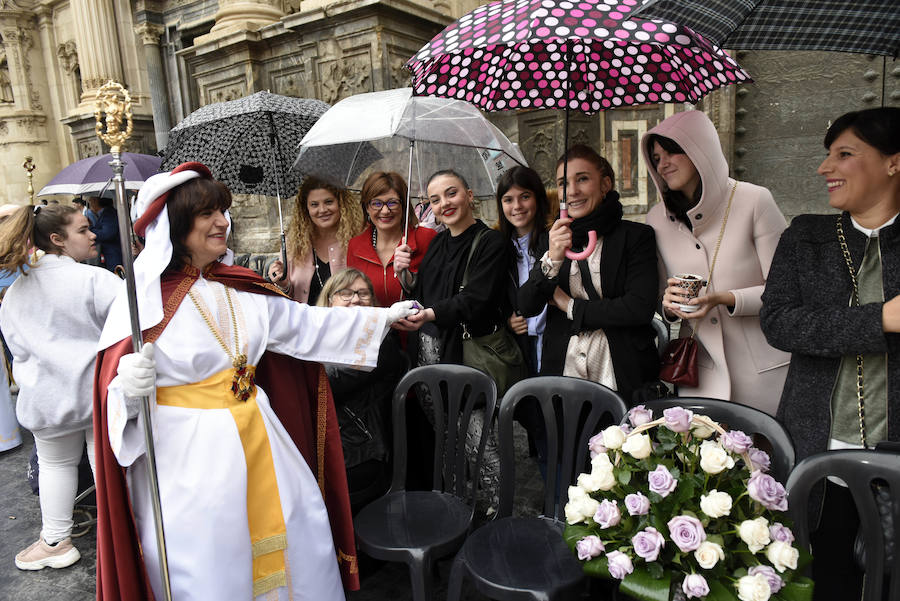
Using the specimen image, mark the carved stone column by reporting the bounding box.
[199,0,285,43]
[69,0,124,102]
[0,22,39,111]
[135,22,172,149]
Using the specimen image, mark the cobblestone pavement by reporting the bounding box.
[2,420,546,601]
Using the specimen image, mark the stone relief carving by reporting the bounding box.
[57,41,79,73]
[524,127,556,187]
[272,68,307,98]
[208,85,246,104]
[389,54,411,88]
[318,55,371,104]
[0,49,13,103]
[0,119,7,135]
[78,138,101,159]
[2,27,41,110]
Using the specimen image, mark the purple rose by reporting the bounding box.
[620,423,633,435]
[748,564,784,594]
[625,492,650,516]
[628,404,654,427]
[589,433,607,458]
[631,527,665,562]
[749,447,771,472]
[667,515,707,552]
[768,522,795,544]
[606,551,634,580]
[722,430,753,454]
[575,535,605,560]
[682,574,710,599]
[648,465,678,498]
[663,407,693,432]
[748,470,789,512]
[593,499,622,528]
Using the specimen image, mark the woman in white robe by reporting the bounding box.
[95,162,418,601]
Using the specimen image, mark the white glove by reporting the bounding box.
[386,300,421,324]
[117,343,157,399]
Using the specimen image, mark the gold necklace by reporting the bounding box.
[187,285,255,401]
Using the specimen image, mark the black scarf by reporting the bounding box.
[570,190,624,248]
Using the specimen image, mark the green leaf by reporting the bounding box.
[646,561,664,580]
[619,567,671,601]
[582,555,611,579]
[706,578,741,601]
[775,576,815,601]
[618,468,633,486]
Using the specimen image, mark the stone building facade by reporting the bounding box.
[0,0,897,252]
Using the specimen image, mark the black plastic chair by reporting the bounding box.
[635,397,796,483]
[651,315,670,357]
[786,449,900,601]
[446,376,628,601]
[353,364,497,601]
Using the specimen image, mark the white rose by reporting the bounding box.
[601,425,626,450]
[621,433,652,459]
[577,470,615,493]
[739,517,771,553]
[765,540,799,573]
[736,573,772,601]
[591,452,613,471]
[691,415,716,439]
[699,440,735,474]
[568,485,587,501]
[694,541,725,569]
[699,490,733,518]
[565,494,600,524]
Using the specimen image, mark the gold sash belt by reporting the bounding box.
[156,367,288,596]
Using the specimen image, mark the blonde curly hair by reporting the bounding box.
[285,176,363,261]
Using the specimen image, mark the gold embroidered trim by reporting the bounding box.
[145,276,195,343]
[352,313,378,367]
[337,549,359,575]
[316,366,328,492]
[252,534,287,558]
[253,571,287,596]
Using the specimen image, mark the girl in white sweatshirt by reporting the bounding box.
[0,204,120,570]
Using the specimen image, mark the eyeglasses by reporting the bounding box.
[333,288,373,302]
[368,199,401,211]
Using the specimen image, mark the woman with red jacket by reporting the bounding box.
[347,172,436,307]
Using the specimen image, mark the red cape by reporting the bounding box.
[92,263,360,600]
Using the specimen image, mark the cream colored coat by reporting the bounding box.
[641,110,789,415]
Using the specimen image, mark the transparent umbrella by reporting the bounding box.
[293,88,527,234]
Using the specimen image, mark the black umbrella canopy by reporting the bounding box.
[633,0,899,57]
[162,91,330,197]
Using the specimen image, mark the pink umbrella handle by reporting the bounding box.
[560,206,597,260]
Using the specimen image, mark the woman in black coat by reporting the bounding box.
[518,145,659,404]
[760,107,900,601]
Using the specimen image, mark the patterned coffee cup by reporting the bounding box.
[672,273,705,299]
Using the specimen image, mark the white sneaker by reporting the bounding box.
[14,537,81,570]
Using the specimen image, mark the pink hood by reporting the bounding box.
[640,110,731,216]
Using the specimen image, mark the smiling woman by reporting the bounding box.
[760,105,900,601]
[267,176,364,304]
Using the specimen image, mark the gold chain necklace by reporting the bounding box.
[187,284,255,401]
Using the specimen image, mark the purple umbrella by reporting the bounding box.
[406,0,750,259]
[37,152,162,197]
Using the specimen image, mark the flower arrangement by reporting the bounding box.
[563,406,813,601]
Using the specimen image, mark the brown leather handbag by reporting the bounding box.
[659,336,699,387]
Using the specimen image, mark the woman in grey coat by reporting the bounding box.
[760,107,900,601]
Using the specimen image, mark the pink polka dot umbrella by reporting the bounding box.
[406,0,750,259]
[406,0,751,113]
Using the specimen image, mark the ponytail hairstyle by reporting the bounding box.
[0,205,79,274]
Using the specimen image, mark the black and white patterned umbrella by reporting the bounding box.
[633,0,899,57]
[162,91,330,197]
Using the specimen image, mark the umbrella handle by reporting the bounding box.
[560,206,597,260]
[278,233,288,283]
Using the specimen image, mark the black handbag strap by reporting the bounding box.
[459,228,486,292]
[575,259,602,301]
[459,228,489,340]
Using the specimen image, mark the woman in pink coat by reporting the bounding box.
[641,110,789,415]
